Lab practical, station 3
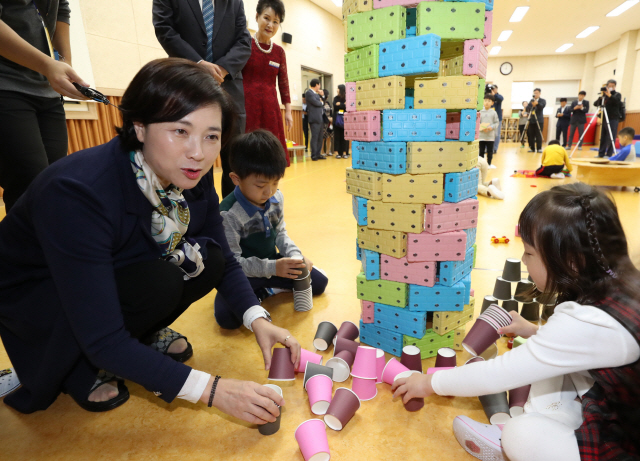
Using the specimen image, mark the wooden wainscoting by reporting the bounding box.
[66,96,123,154]
[282,108,304,146]
[619,110,640,132]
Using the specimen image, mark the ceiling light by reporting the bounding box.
[606,0,639,16]
[556,43,574,53]
[497,30,513,42]
[332,0,342,7]
[576,26,600,38]
[489,46,502,56]
[509,6,529,22]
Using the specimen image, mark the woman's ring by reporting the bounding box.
[284,335,291,343]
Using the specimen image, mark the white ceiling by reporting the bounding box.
[312,0,640,57]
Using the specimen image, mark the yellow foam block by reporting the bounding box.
[440,41,465,59]
[358,226,407,258]
[414,76,479,109]
[367,202,425,233]
[433,297,475,335]
[406,141,479,174]
[343,20,349,53]
[346,167,383,200]
[452,325,466,351]
[381,173,443,204]
[342,0,372,21]
[356,76,406,111]
[439,56,464,77]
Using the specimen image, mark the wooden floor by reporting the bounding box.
[1,143,639,461]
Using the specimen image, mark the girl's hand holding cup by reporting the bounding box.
[498,311,539,339]
[391,372,435,404]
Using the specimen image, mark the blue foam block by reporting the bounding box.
[379,34,441,77]
[352,196,368,226]
[356,238,362,261]
[405,96,415,109]
[461,274,471,304]
[373,303,428,338]
[362,250,380,280]
[360,320,404,356]
[438,245,475,286]
[382,109,447,142]
[464,227,477,249]
[353,141,408,174]
[459,109,477,142]
[444,169,480,203]
[408,281,466,311]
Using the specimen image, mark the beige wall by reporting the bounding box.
[78,0,345,106]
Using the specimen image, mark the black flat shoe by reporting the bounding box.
[148,328,194,363]
[71,372,130,413]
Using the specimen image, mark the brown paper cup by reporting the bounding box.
[258,384,283,436]
[334,337,360,358]
[501,259,522,282]
[514,280,535,303]
[462,319,501,357]
[481,296,499,314]
[509,385,531,417]
[303,362,334,389]
[492,277,512,301]
[268,347,295,381]
[520,302,540,322]
[313,321,338,351]
[479,392,511,424]
[336,321,360,342]
[502,299,519,313]
[400,345,423,373]
[324,387,361,431]
[435,347,457,368]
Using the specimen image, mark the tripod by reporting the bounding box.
[569,98,618,159]
[519,100,543,149]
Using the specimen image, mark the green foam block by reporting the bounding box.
[357,272,408,307]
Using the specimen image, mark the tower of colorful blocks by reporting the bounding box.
[344,0,492,360]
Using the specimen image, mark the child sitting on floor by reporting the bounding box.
[476,155,504,200]
[609,127,636,162]
[535,140,572,179]
[393,183,640,461]
[214,130,328,329]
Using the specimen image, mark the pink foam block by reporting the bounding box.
[344,111,381,141]
[424,199,479,234]
[475,112,481,139]
[406,230,467,262]
[346,83,357,113]
[373,0,421,8]
[446,112,461,140]
[381,255,436,287]
[463,40,488,79]
[483,11,493,47]
[361,300,375,324]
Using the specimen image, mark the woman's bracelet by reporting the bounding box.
[208,375,221,408]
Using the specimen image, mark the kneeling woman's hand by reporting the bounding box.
[201,378,284,424]
[391,373,435,404]
[252,318,301,371]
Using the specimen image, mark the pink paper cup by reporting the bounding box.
[326,351,353,383]
[400,345,423,373]
[351,376,377,401]
[375,349,385,384]
[268,347,295,381]
[294,419,330,461]
[382,358,411,385]
[334,337,359,358]
[297,348,324,373]
[462,318,502,357]
[435,347,457,368]
[336,321,360,341]
[351,346,377,379]
[509,385,531,417]
[324,387,361,431]
[393,370,423,412]
[305,374,334,415]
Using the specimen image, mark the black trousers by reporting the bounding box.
[556,123,569,147]
[528,118,544,151]
[598,118,619,157]
[303,117,309,149]
[334,126,348,156]
[518,124,526,144]
[535,164,564,177]
[62,244,225,400]
[0,91,67,212]
[479,141,494,165]
[567,123,585,149]
[310,122,323,159]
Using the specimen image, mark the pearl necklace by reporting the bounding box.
[253,33,273,54]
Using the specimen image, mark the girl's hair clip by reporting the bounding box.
[607,269,617,279]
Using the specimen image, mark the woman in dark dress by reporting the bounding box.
[242,0,292,166]
[321,88,333,156]
[333,85,348,159]
[0,59,300,421]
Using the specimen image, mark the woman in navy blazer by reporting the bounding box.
[0,59,300,421]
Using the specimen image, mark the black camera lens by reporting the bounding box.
[601,87,607,91]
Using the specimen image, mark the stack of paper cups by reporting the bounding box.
[292,255,313,312]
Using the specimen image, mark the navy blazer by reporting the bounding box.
[0,137,259,412]
[556,105,571,127]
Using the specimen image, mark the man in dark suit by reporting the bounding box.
[526,88,546,153]
[594,79,623,158]
[153,0,252,197]
[305,79,326,161]
[567,91,589,150]
[555,98,571,147]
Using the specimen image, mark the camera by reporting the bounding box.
[485,84,495,92]
[601,86,607,92]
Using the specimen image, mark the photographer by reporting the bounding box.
[526,88,546,153]
[593,79,622,158]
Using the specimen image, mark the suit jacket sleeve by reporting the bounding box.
[306,90,323,107]
[215,0,251,79]
[32,177,191,403]
[583,100,589,113]
[153,0,203,62]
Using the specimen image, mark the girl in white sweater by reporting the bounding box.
[392,183,640,461]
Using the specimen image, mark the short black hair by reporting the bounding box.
[619,127,635,138]
[534,88,541,93]
[607,79,617,86]
[579,91,587,96]
[257,0,285,22]
[116,58,236,152]
[548,140,560,146]
[483,93,494,102]
[310,78,320,88]
[560,98,567,102]
[229,129,287,180]
[302,93,306,99]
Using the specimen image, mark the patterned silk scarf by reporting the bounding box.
[130,150,204,280]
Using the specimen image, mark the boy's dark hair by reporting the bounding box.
[548,140,560,146]
[483,93,494,102]
[534,88,541,93]
[310,78,320,88]
[579,91,587,96]
[257,0,285,21]
[302,93,306,99]
[619,127,635,138]
[229,129,287,180]
[116,58,236,152]
[519,182,639,308]
[560,98,567,102]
